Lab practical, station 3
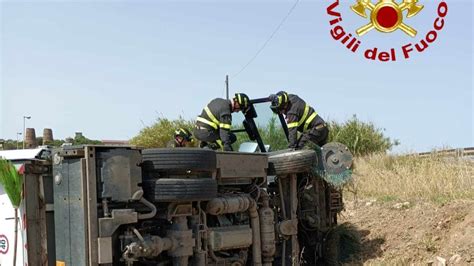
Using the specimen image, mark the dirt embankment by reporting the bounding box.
[339,199,474,265]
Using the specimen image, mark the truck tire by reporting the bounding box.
[267,149,316,176]
[141,148,217,174]
[142,178,217,202]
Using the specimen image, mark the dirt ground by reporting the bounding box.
[339,199,474,265]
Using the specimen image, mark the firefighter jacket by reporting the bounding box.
[196,98,233,150]
[285,94,325,148]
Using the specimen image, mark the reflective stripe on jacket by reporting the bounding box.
[196,98,233,149]
[285,94,325,148]
[196,98,232,130]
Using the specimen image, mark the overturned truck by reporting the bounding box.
[1,97,353,265]
[53,142,352,266]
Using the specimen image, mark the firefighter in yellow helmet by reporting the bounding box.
[270,91,328,149]
[173,128,193,147]
[194,93,250,151]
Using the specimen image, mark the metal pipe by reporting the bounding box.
[190,206,206,266]
[192,223,203,263]
[278,178,287,219]
[171,216,190,266]
[278,179,287,266]
[206,196,251,215]
[102,198,110,217]
[208,243,222,263]
[132,227,145,242]
[248,199,263,266]
[259,192,276,266]
[281,240,286,266]
[200,205,209,259]
[230,128,247,133]
[249,97,272,104]
[122,235,174,261]
[137,197,157,220]
[289,174,299,263]
[206,195,262,266]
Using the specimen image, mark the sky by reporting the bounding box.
[1,0,472,153]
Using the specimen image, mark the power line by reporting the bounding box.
[232,0,301,79]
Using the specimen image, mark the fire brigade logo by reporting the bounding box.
[325,0,448,61]
[351,0,424,37]
[0,234,9,254]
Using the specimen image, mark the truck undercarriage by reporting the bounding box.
[53,144,350,266]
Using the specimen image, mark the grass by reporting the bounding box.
[420,234,438,253]
[328,115,398,157]
[378,195,399,202]
[347,153,474,203]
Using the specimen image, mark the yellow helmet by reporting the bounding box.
[174,128,192,142]
[270,91,289,113]
[234,93,250,111]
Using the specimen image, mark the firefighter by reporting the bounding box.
[269,91,328,149]
[172,128,193,147]
[194,93,250,151]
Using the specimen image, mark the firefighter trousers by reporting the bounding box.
[193,128,236,150]
[297,124,329,149]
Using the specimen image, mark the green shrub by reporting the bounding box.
[261,116,288,151]
[233,116,288,151]
[328,115,398,156]
[130,117,196,148]
[130,115,397,155]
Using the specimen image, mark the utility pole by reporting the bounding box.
[225,75,229,100]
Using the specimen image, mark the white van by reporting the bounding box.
[0,148,53,266]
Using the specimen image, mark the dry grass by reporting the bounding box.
[348,154,474,203]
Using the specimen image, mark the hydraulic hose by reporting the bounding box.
[137,197,157,220]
